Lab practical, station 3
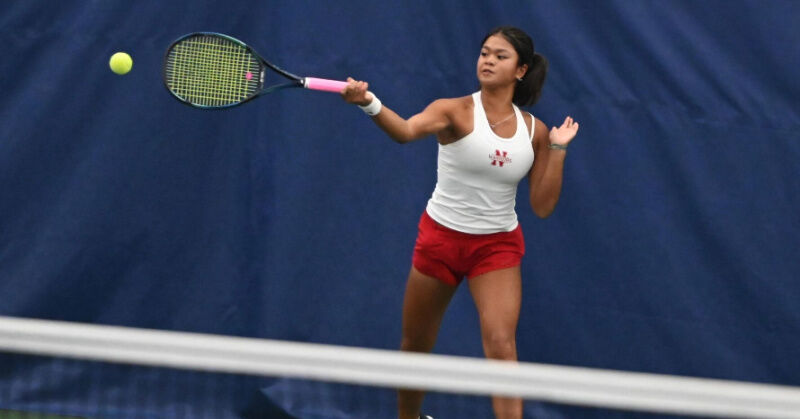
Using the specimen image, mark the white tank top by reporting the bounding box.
[425,91,535,234]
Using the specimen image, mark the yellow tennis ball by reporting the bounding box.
[109,52,133,75]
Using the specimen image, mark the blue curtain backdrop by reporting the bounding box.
[1,0,798,418]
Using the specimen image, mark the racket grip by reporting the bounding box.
[304,77,349,93]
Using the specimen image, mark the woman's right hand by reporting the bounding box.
[341,77,374,106]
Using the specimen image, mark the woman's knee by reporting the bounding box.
[482,332,517,360]
[400,331,437,353]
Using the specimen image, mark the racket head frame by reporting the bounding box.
[163,32,306,109]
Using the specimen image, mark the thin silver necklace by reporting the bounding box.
[489,112,515,128]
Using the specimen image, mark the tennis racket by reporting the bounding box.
[163,32,349,109]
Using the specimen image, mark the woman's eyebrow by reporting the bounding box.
[481,46,510,54]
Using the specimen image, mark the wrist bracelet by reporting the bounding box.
[358,93,382,116]
[548,143,568,150]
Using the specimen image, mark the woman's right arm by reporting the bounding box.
[341,78,452,144]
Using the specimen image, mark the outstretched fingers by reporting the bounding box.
[561,116,578,129]
[549,116,579,146]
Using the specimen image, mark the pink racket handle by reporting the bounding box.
[303,77,349,93]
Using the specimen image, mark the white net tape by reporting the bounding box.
[1,315,799,418]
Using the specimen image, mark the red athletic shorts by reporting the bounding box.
[412,211,525,286]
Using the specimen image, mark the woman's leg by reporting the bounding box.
[468,266,523,419]
[397,266,458,419]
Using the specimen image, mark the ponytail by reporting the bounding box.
[514,52,548,106]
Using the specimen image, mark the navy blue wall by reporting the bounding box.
[1,1,799,417]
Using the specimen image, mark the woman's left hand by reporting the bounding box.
[549,116,579,146]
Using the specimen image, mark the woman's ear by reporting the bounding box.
[516,64,529,80]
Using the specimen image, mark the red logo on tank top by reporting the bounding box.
[490,150,512,167]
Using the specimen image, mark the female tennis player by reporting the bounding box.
[342,26,578,419]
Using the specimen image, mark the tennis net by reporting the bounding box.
[1,315,800,418]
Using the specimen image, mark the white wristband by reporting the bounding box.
[358,93,382,116]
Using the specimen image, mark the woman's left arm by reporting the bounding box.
[528,116,579,218]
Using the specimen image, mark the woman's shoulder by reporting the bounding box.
[517,110,548,143]
[521,111,547,130]
[428,95,473,116]
[527,114,548,147]
[532,116,547,132]
[431,94,473,107]
[426,95,474,142]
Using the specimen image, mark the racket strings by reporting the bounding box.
[165,35,261,107]
[177,38,253,102]
[171,38,255,105]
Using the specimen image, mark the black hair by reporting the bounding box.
[482,26,548,106]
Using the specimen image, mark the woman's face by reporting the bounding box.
[477,34,527,87]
